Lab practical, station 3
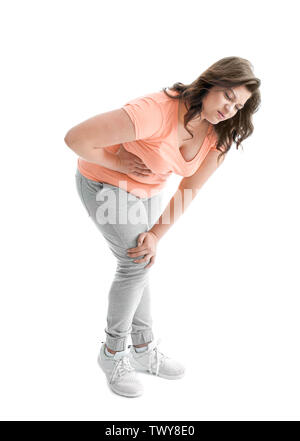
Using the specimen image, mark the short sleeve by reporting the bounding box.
[210,137,226,153]
[211,145,226,153]
[208,128,225,153]
[122,95,163,140]
[210,146,220,152]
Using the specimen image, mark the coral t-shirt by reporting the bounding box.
[77,89,220,199]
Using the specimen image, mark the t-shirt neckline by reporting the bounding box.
[174,96,212,165]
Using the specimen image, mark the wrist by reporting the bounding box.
[114,155,122,171]
[148,228,161,242]
[99,150,121,171]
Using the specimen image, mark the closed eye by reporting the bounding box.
[225,92,240,111]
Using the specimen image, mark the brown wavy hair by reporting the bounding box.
[161,56,261,164]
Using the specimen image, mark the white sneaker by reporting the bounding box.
[97,342,144,398]
[129,338,186,380]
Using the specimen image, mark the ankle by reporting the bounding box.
[133,341,151,348]
[105,344,117,354]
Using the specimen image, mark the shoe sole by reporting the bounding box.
[110,383,143,398]
[133,366,185,380]
[97,355,144,398]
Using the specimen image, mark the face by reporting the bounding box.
[201,85,252,124]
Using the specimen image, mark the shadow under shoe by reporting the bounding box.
[97,342,144,397]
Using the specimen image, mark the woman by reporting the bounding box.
[64,56,261,398]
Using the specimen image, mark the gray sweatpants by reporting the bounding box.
[75,168,164,351]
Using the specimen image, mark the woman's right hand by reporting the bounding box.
[116,145,154,177]
[127,231,159,269]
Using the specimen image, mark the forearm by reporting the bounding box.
[149,150,224,241]
[65,137,121,171]
[149,187,194,241]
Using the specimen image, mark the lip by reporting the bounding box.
[217,111,225,119]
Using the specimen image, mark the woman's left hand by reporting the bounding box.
[127,231,159,269]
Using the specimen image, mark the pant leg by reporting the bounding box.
[75,169,157,351]
[130,192,164,345]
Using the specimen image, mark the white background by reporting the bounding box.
[0,0,299,421]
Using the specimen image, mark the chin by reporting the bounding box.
[212,114,224,124]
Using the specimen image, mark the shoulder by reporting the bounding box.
[122,91,168,140]
[123,89,173,109]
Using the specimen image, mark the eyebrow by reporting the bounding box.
[229,88,244,108]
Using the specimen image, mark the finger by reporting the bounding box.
[128,249,149,257]
[144,256,155,269]
[135,161,151,169]
[135,165,153,173]
[134,255,150,263]
[134,171,151,176]
[127,247,148,254]
[135,168,152,174]
[127,236,146,252]
[134,161,153,172]
[133,167,152,174]
[133,171,151,176]
[135,158,148,165]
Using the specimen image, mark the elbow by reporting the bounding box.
[64,130,90,151]
[64,130,79,150]
[64,130,73,147]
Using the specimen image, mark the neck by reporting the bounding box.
[179,100,208,128]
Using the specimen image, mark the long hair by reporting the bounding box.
[161,56,261,164]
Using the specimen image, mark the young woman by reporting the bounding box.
[64,56,261,398]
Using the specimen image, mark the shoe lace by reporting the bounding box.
[110,355,135,384]
[148,338,166,376]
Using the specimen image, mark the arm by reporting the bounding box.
[64,108,136,171]
[149,149,226,241]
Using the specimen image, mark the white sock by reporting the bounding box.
[134,344,148,353]
[104,345,115,357]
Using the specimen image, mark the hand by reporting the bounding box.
[127,231,159,269]
[116,145,154,177]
